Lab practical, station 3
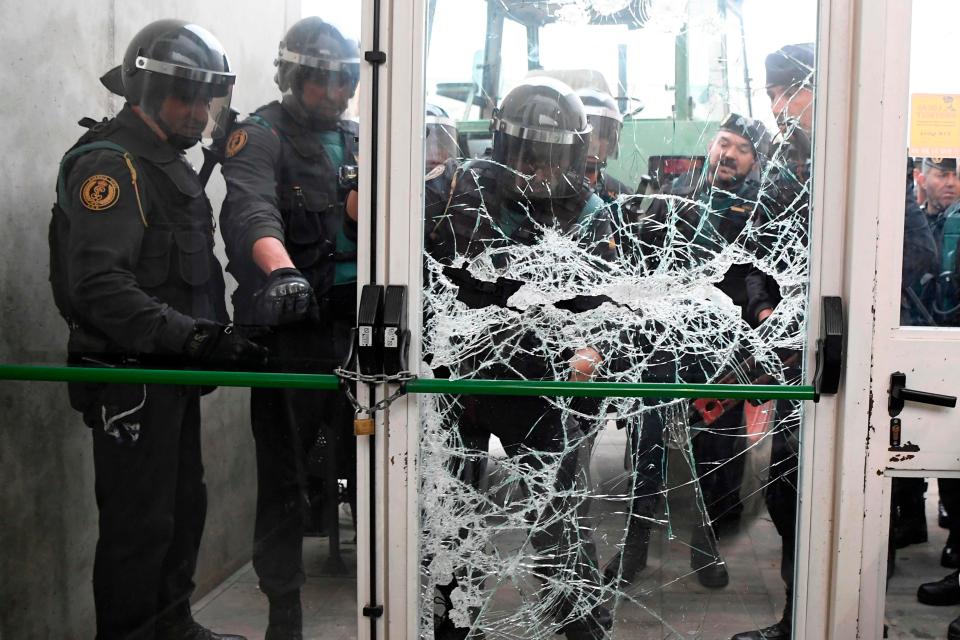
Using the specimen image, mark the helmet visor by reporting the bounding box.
[425,118,460,170]
[278,46,360,92]
[496,133,589,200]
[138,62,235,144]
[298,65,360,94]
[586,115,622,163]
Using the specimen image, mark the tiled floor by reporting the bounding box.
[192,422,958,639]
[194,533,359,640]
[886,483,959,640]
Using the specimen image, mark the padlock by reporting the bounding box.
[354,412,376,436]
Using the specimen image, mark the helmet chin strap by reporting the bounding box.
[165,131,201,150]
[132,105,200,150]
[282,93,340,130]
[157,119,201,150]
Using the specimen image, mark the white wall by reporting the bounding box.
[0,1,299,636]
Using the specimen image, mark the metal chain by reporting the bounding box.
[334,367,417,416]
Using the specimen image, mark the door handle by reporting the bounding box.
[888,371,958,417]
[813,296,844,401]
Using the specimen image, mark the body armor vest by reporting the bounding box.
[51,114,227,357]
[250,102,358,296]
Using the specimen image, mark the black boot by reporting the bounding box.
[559,605,612,640]
[156,620,247,640]
[943,532,960,569]
[893,515,929,548]
[730,619,791,640]
[434,618,485,640]
[891,478,928,548]
[948,614,960,640]
[266,591,303,640]
[690,525,728,589]
[603,527,650,587]
[917,569,960,606]
[942,500,951,529]
[732,597,792,640]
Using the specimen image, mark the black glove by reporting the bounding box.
[251,267,318,326]
[184,320,269,369]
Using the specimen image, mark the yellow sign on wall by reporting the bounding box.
[910,93,960,157]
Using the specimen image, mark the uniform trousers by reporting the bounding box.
[91,384,205,640]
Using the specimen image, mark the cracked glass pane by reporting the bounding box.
[419,1,815,637]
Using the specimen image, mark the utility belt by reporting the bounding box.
[66,322,132,367]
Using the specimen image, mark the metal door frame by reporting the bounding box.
[356,0,864,636]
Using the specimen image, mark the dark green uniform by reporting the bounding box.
[51,106,228,638]
[425,158,614,639]
[219,98,359,600]
[613,170,777,580]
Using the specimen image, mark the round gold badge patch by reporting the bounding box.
[80,175,120,211]
[226,129,248,158]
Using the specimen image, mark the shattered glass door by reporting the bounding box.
[418,1,817,637]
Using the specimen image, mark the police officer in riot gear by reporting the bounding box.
[731,43,815,640]
[424,104,462,260]
[425,77,613,640]
[576,87,632,202]
[604,113,774,592]
[50,19,265,640]
[910,157,960,627]
[219,16,360,640]
[918,157,960,221]
[907,158,960,324]
[425,103,461,173]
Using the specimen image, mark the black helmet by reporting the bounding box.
[425,103,460,171]
[576,88,623,166]
[491,78,592,200]
[718,112,772,158]
[107,20,235,148]
[276,17,360,121]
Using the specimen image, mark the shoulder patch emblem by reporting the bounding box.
[425,163,445,181]
[80,175,120,211]
[226,129,248,158]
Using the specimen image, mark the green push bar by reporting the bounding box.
[0,365,815,400]
[0,365,340,390]
[406,378,816,400]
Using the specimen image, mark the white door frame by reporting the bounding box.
[827,0,960,637]
[355,0,882,637]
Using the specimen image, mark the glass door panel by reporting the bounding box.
[886,1,960,637]
[418,0,817,638]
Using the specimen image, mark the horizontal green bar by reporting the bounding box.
[0,365,815,400]
[0,365,340,390]
[406,378,815,400]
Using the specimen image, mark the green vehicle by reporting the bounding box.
[426,0,758,190]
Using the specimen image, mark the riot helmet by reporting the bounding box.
[717,113,771,159]
[275,17,360,122]
[425,103,460,171]
[491,78,592,200]
[110,20,235,149]
[576,88,623,168]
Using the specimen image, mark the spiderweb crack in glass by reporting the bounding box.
[420,6,810,638]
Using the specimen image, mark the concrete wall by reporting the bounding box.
[0,1,300,637]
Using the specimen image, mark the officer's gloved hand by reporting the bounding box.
[184,319,269,369]
[251,267,319,326]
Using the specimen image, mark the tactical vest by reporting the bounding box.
[246,102,359,296]
[50,114,227,355]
